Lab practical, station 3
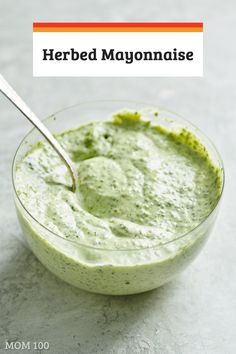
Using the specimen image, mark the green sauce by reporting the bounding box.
[15,112,223,294]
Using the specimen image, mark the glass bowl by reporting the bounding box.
[12,101,224,295]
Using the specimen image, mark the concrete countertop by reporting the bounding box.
[0,1,235,353]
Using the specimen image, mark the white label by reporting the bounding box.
[33,27,203,77]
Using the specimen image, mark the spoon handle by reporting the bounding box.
[0,74,77,191]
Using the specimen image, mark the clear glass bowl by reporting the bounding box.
[12,101,224,295]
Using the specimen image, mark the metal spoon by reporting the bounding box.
[0,74,77,192]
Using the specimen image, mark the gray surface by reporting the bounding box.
[0,1,236,353]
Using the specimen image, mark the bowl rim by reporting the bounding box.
[12,100,225,251]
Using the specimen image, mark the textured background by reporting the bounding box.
[0,1,236,353]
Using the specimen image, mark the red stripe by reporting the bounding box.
[33,22,203,29]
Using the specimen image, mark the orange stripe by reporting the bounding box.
[34,27,202,33]
[33,22,203,29]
